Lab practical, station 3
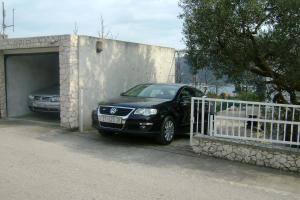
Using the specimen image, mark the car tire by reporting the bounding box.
[98,129,113,137]
[156,116,175,145]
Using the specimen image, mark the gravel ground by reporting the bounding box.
[0,119,300,200]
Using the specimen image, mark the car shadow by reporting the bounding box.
[96,131,190,146]
[8,112,60,125]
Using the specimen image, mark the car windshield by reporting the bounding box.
[122,84,179,99]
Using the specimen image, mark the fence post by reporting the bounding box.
[201,96,205,135]
[210,115,214,136]
[190,97,195,145]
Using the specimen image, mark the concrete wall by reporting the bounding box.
[78,36,176,129]
[192,135,300,172]
[6,53,59,117]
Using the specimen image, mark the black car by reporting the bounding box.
[92,83,206,144]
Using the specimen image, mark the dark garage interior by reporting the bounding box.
[5,52,60,122]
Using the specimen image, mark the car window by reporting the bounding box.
[195,89,204,97]
[122,84,180,99]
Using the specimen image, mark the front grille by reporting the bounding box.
[34,96,52,101]
[42,97,51,101]
[99,106,133,116]
[34,96,42,101]
[100,122,123,129]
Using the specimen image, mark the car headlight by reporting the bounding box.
[51,96,60,102]
[28,95,34,100]
[97,106,101,115]
[134,108,157,116]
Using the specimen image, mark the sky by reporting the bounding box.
[4,0,184,49]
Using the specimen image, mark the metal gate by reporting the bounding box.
[190,97,300,146]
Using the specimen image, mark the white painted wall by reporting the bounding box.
[6,53,59,117]
[78,36,175,129]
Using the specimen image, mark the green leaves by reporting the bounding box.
[180,0,300,103]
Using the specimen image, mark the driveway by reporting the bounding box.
[0,119,299,200]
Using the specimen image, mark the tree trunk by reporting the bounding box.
[273,92,287,104]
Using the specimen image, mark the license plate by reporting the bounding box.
[98,115,122,124]
[33,102,43,107]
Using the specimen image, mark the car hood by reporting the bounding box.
[31,86,59,96]
[98,96,172,108]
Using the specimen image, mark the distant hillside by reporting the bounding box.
[176,56,235,95]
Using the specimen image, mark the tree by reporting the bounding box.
[73,22,79,35]
[179,0,300,104]
[229,70,267,101]
[98,15,118,40]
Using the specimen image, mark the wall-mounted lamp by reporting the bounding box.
[96,40,103,53]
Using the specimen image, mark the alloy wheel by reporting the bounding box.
[164,120,175,142]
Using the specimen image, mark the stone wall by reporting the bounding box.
[0,35,79,129]
[59,35,79,128]
[192,135,300,172]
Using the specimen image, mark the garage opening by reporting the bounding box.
[5,52,60,123]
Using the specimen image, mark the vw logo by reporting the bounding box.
[110,107,118,114]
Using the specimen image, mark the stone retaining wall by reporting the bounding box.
[192,136,300,172]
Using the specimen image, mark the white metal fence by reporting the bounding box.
[190,97,300,146]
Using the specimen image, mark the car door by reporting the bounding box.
[178,87,195,126]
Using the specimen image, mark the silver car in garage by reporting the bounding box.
[28,85,60,113]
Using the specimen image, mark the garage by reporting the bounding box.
[0,35,176,130]
[4,52,59,122]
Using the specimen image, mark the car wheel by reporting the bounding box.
[98,129,113,137]
[156,116,175,145]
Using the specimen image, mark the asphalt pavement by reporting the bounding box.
[0,119,299,200]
